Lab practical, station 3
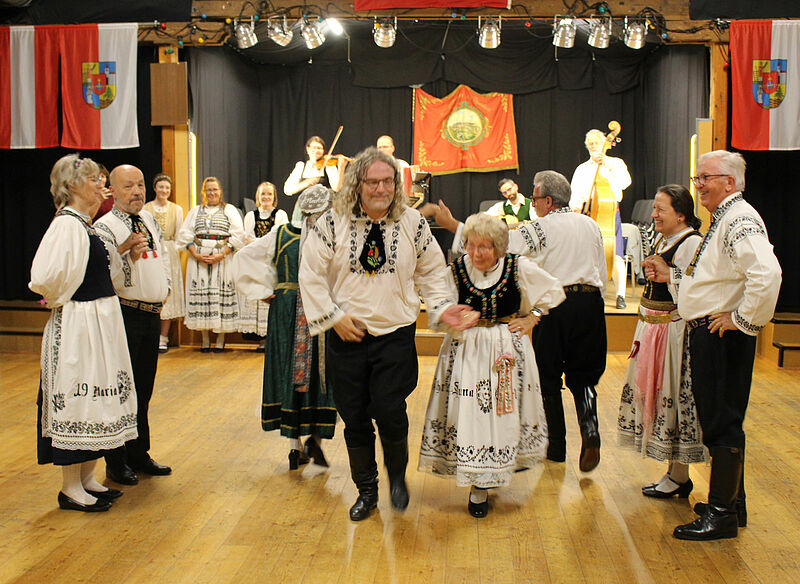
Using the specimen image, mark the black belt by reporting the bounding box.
[563,284,599,294]
[686,316,711,330]
[119,298,163,314]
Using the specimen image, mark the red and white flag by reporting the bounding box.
[60,23,139,149]
[731,20,800,151]
[0,25,60,149]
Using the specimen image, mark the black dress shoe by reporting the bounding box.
[674,506,738,541]
[694,501,747,527]
[468,499,489,518]
[616,295,627,309]
[58,491,112,512]
[212,346,226,353]
[349,491,379,521]
[86,488,123,500]
[642,478,693,499]
[200,347,211,353]
[106,464,139,485]
[131,457,172,476]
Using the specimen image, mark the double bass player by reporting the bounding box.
[570,127,632,309]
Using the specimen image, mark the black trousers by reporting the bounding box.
[106,304,160,466]
[534,290,607,396]
[326,323,418,448]
[689,326,756,450]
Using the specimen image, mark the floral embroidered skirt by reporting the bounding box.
[418,325,547,488]
[38,297,138,463]
[617,310,706,464]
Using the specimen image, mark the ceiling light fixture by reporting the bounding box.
[267,16,293,47]
[235,16,259,50]
[624,16,646,49]
[552,16,576,49]
[588,17,612,49]
[373,17,397,48]
[301,16,325,50]
[477,16,501,49]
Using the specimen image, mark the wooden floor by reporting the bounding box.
[2,348,800,584]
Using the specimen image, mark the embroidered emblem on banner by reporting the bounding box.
[443,102,489,150]
[752,59,787,109]
[82,61,117,109]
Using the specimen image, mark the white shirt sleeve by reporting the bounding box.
[284,161,306,196]
[243,210,255,242]
[29,215,90,308]
[515,255,566,314]
[225,204,246,250]
[299,215,345,335]
[175,206,198,248]
[231,228,279,300]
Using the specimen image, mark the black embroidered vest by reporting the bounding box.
[640,230,701,310]
[453,254,521,320]
[57,210,116,301]
[251,209,277,238]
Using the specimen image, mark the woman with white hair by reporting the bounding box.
[418,213,565,518]
[233,184,337,470]
[30,154,138,512]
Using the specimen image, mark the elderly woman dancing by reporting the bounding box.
[30,154,138,512]
[618,184,705,497]
[418,213,565,518]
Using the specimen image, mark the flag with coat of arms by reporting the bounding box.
[731,20,800,151]
[0,23,138,149]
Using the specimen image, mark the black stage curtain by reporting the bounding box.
[0,46,162,300]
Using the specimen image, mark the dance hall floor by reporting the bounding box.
[1,348,799,583]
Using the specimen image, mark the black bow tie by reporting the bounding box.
[359,221,386,274]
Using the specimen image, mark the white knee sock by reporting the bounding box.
[80,460,107,492]
[668,461,690,484]
[469,485,488,504]
[215,332,225,349]
[288,438,301,451]
[62,464,95,504]
[201,330,210,349]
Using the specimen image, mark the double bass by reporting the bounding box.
[582,121,621,279]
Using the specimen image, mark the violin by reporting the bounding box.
[313,125,352,169]
[315,154,352,169]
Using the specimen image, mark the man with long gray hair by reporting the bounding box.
[299,147,474,521]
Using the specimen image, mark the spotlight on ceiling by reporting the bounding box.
[624,16,646,49]
[373,17,397,48]
[266,16,293,47]
[326,18,344,36]
[477,16,501,49]
[552,16,576,49]
[301,16,326,49]
[588,17,612,49]
[235,16,259,50]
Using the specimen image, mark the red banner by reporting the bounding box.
[355,0,509,10]
[413,85,518,175]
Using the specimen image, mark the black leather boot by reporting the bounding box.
[381,436,409,511]
[542,391,566,462]
[573,386,601,472]
[694,456,747,527]
[674,447,743,540]
[347,444,379,521]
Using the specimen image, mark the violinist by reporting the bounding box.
[569,128,631,309]
[284,136,345,197]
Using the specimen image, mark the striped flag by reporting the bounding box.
[60,23,139,149]
[731,20,800,151]
[0,25,60,149]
